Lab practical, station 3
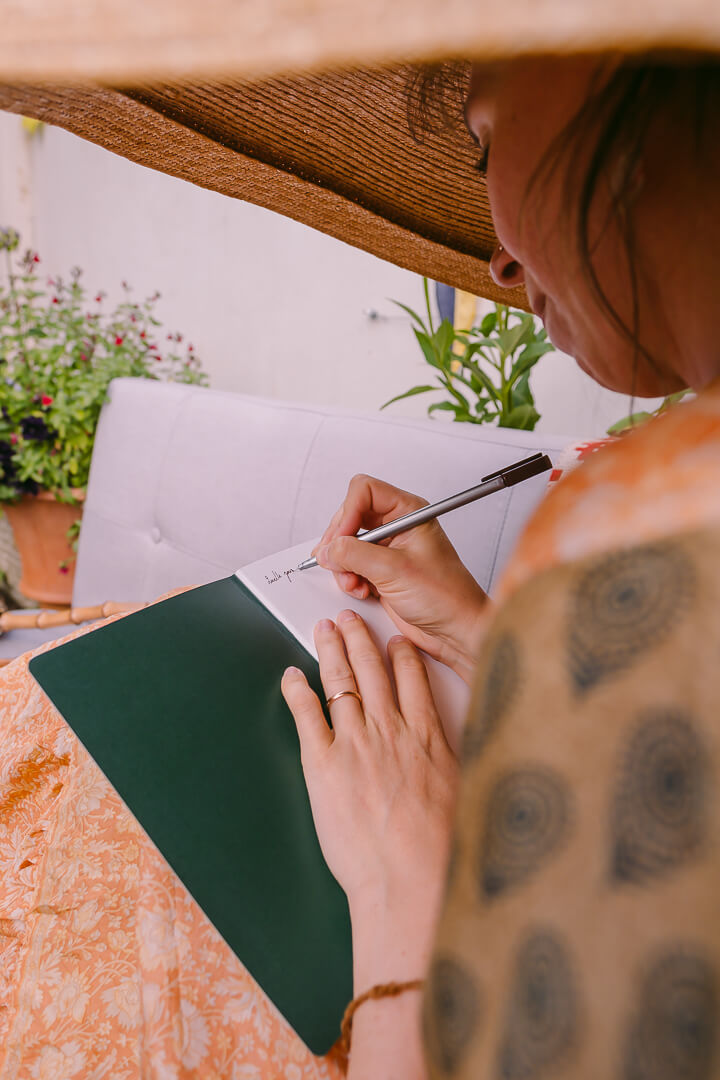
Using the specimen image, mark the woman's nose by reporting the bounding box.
[489,243,525,288]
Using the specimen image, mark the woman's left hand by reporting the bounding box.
[281,608,459,991]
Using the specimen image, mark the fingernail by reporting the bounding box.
[284,666,303,677]
[315,618,335,633]
[337,608,357,623]
[316,545,330,567]
[388,635,407,644]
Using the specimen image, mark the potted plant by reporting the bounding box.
[382,279,554,430]
[0,227,208,605]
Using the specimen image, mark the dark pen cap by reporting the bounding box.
[481,451,552,487]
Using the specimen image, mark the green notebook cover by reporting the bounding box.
[29,576,353,1055]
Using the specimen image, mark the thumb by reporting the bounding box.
[316,534,406,591]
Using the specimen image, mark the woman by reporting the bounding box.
[281,55,720,1077]
[2,53,719,1079]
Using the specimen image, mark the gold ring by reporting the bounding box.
[325,689,363,708]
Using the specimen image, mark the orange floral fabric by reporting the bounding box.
[497,382,720,601]
[2,383,720,1077]
[0,612,343,1080]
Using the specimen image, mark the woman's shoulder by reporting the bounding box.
[498,384,720,601]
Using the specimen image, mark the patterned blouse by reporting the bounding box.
[1,383,719,1079]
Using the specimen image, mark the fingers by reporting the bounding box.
[333,609,397,721]
[318,474,426,548]
[336,569,371,601]
[314,475,426,601]
[281,667,333,757]
[388,635,443,738]
[307,614,442,747]
[314,618,365,728]
[316,534,407,592]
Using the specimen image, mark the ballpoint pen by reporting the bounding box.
[296,451,553,571]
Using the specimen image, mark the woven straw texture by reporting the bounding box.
[0,70,529,303]
[1,0,719,299]
[2,0,720,82]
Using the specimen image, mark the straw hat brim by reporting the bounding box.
[2,1,719,303]
[0,70,524,306]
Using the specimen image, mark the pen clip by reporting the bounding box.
[480,451,545,484]
[495,452,553,487]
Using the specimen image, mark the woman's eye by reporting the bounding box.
[473,146,490,177]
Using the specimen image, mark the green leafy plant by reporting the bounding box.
[0,227,208,507]
[607,389,692,435]
[381,279,554,430]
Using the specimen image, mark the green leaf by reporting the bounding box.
[422,277,435,333]
[427,401,461,416]
[464,359,500,400]
[606,411,654,435]
[657,389,692,413]
[434,319,456,364]
[511,370,534,408]
[473,397,495,420]
[464,342,501,371]
[380,384,436,409]
[413,328,442,370]
[511,341,553,378]
[438,374,471,413]
[501,404,540,431]
[390,299,428,334]
[480,310,497,335]
[466,334,499,350]
[497,317,534,358]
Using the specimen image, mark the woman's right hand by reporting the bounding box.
[313,474,490,683]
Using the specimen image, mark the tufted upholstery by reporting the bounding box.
[1,378,570,659]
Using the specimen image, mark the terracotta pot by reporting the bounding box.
[4,490,84,606]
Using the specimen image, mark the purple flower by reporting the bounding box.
[0,438,37,494]
[20,415,53,442]
[0,438,13,471]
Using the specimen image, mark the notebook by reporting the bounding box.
[29,538,470,1054]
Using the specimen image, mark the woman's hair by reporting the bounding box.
[408,57,720,385]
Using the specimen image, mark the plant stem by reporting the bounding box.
[423,278,434,334]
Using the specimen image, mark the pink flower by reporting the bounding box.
[10,433,18,445]
[52,297,59,304]
[59,565,70,574]
[115,336,124,346]
[95,294,102,302]
[41,394,53,406]
[80,354,87,361]
[33,254,40,263]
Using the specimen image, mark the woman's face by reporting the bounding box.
[464,58,685,396]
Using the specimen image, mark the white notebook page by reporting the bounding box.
[235,538,470,752]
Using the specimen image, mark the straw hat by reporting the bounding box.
[1,0,719,305]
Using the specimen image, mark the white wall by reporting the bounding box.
[0,110,651,439]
